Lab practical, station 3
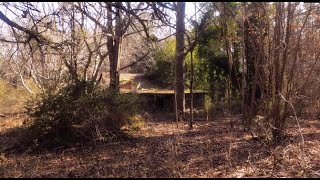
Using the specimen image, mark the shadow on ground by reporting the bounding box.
[0,115,319,178]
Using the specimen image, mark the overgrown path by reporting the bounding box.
[0,114,319,177]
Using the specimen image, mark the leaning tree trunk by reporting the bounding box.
[175,2,186,122]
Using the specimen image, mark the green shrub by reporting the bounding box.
[145,38,206,90]
[145,39,175,84]
[145,59,174,84]
[24,83,141,149]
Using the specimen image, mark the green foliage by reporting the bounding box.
[204,94,212,113]
[197,23,228,102]
[126,114,146,132]
[184,47,206,90]
[146,59,175,84]
[145,38,205,90]
[145,39,176,84]
[24,83,141,149]
[197,21,242,104]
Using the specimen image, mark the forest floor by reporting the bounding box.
[0,113,319,178]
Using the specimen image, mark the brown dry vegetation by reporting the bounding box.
[0,113,319,178]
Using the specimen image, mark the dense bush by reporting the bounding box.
[24,83,141,149]
[145,39,176,84]
[145,38,205,90]
[145,58,175,84]
[197,24,242,104]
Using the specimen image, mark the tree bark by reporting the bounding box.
[107,3,122,93]
[175,2,186,122]
[189,49,194,128]
[272,2,295,143]
[242,3,264,126]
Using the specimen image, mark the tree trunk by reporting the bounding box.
[242,3,263,126]
[175,2,186,122]
[107,3,122,93]
[189,49,194,129]
[220,3,232,112]
[272,2,284,143]
[272,2,295,143]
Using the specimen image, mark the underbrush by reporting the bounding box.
[20,83,144,150]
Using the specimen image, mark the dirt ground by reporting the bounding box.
[0,113,319,178]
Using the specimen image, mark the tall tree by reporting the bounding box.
[106,2,122,93]
[175,2,186,122]
[76,2,153,93]
[242,2,268,126]
[271,2,296,143]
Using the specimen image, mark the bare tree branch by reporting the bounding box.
[0,11,45,43]
[119,51,151,71]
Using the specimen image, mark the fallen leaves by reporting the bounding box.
[0,114,319,178]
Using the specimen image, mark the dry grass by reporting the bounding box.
[0,80,33,115]
[0,113,319,178]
